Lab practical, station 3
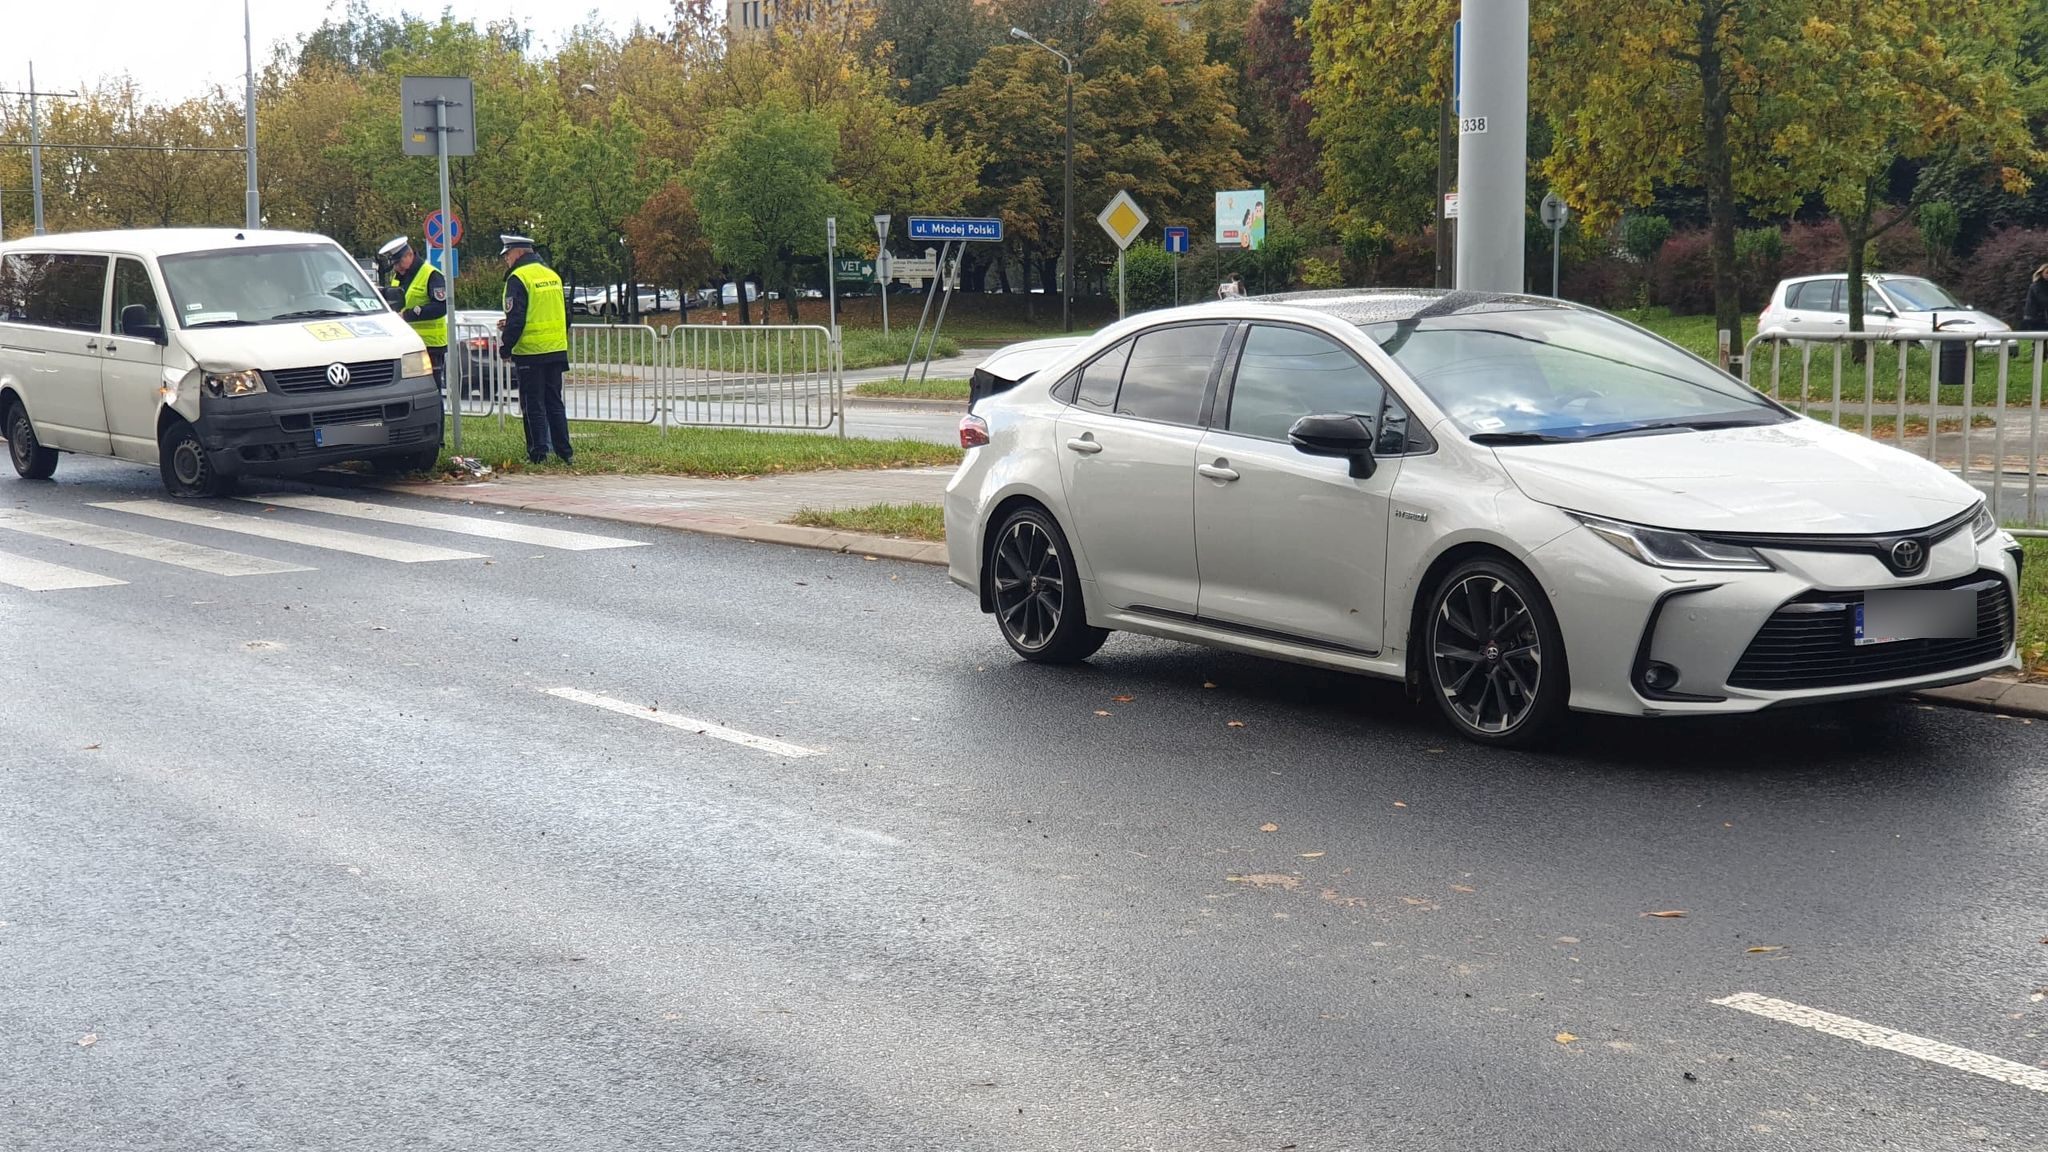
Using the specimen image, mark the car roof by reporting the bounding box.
[0,227,340,258]
[1245,288,1576,325]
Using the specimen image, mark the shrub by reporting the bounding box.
[1735,226,1784,310]
[1559,253,1635,310]
[1299,255,1344,289]
[1623,215,1674,264]
[1340,220,1388,285]
[1650,229,1716,314]
[1957,226,2048,324]
[1120,241,1177,311]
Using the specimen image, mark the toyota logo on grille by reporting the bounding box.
[325,362,351,388]
[1890,539,1926,574]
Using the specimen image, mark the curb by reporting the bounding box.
[1912,676,2048,719]
[844,394,967,410]
[384,482,947,567]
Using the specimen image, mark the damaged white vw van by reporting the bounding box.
[0,229,443,497]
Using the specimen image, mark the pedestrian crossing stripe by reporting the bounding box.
[239,493,646,551]
[0,548,127,591]
[0,508,310,576]
[91,501,486,564]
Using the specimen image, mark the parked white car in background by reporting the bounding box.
[1758,273,2012,346]
[945,291,2021,746]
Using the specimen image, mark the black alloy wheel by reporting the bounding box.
[989,506,1108,664]
[1426,558,1567,745]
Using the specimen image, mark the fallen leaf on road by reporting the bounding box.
[1093,710,1112,717]
[1745,946,1783,954]
[862,555,878,561]
[1202,681,1217,689]
[1226,873,1302,891]
[1555,1032,1577,1045]
[1393,801,1408,808]
[1556,936,1580,945]
[795,581,808,586]
[77,1034,97,1048]
[1227,720,1246,728]
[1400,897,1435,907]
[1426,748,1444,754]
[1111,694,1134,703]
[1451,884,1476,894]
[82,743,99,751]
[1298,851,1325,859]
[1259,823,1279,833]
[1643,910,1688,919]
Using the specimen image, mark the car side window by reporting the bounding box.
[16,253,108,333]
[1115,323,1226,425]
[1790,280,1840,312]
[1225,324,1389,443]
[1072,339,1132,413]
[112,258,163,331]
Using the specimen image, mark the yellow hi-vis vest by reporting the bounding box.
[505,261,568,356]
[393,260,447,348]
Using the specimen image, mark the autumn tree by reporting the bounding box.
[625,181,717,307]
[1245,0,1316,204]
[687,100,852,321]
[1304,0,1453,236]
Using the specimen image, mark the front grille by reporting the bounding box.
[269,359,398,394]
[1727,573,2012,691]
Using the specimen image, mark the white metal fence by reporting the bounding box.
[1743,330,2048,528]
[445,320,844,436]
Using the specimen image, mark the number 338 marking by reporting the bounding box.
[1459,115,1488,135]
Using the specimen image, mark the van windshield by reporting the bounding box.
[157,243,385,328]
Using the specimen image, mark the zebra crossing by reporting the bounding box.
[0,493,647,592]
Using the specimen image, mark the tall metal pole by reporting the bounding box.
[244,0,259,229]
[29,62,45,235]
[435,95,460,451]
[1063,66,1073,333]
[1454,0,1529,292]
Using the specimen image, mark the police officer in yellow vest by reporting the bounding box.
[376,235,449,393]
[496,234,573,464]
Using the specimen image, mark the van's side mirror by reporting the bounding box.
[1288,413,1377,479]
[120,303,167,345]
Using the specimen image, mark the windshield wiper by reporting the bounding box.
[1577,415,1784,440]
[1469,431,1576,445]
[268,308,359,320]
[182,318,257,328]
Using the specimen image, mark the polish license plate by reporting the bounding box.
[1854,589,1973,646]
[314,422,386,447]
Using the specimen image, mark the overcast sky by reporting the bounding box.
[8,0,683,100]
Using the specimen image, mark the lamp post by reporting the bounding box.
[1010,27,1073,333]
[244,0,260,229]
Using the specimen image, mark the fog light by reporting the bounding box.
[1643,662,1680,692]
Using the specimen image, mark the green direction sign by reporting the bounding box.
[835,257,874,283]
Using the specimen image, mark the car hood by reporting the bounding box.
[1491,418,1980,534]
[1892,308,2009,332]
[174,313,424,373]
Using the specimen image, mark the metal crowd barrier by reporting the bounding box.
[1742,329,2048,528]
[444,320,844,436]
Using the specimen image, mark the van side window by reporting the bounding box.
[0,255,24,323]
[14,254,109,333]
[112,259,164,331]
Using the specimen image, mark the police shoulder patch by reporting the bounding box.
[431,286,447,301]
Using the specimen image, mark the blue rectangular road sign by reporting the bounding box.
[908,216,1004,243]
[429,247,457,281]
[1163,226,1190,255]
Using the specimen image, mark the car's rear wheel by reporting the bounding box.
[6,403,59,480]
[989,506,1108,664]
[1425,557,1567,746]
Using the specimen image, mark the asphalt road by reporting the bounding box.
[1,457,2044,1151]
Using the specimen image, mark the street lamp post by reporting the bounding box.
[1010,28,1073,333]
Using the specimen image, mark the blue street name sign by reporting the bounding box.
[1163,226,1190,255]
[908,216,1004,243]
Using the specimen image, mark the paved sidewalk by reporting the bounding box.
[1914,675,2048,718]
[387,468,953,565]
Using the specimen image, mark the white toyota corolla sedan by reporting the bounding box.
[944,291,2022,746]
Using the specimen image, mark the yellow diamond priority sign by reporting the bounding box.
[1097,190,1149,251]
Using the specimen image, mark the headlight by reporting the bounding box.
[1973,503,1997,543]
[1573,513,1772,571]
[203,369,266,397]
[401,350,434,379]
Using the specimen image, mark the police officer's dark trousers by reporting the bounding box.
[515,358,573,463]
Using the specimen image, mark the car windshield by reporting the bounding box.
[158,243,385,328]
[1879,277,1963,311]
[1360,307,1787,441]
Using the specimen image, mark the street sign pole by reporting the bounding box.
[826,215,838,341]
[874,214,891,336]
[1117,251,1126,321]
[404,77,475,450]
[1540,192,1569,298]
[1173,252,1179,307]
[432,96,458,450]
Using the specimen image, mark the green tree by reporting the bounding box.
[1245,0,1317,203]
[1304,0,1453,236]
[688,101,851,321]
[870,0,1004,104]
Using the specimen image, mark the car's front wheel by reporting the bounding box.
[1424,557,1568,746]
[158,420,233,498]
[988,506,1108,664]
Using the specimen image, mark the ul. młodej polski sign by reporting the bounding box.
[907,216,1004,243]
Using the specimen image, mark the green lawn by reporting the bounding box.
[562,327,958,373]
[788,502,946,541]
[852,377,970,400]
[2020,539,2048,678]
[838,329,960,370]
[434,421,959,478]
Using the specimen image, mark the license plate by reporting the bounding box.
[1854,589,1974,646]
[313,422,387,447]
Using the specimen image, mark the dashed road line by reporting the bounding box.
[1714,991,2048,1095]
[545,686,820,758]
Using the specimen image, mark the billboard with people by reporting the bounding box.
[1215,190,1267,251]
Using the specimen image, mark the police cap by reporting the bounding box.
[499,234,537,256]
[376,235,411,260]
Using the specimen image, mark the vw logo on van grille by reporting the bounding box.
[325,362,351,388]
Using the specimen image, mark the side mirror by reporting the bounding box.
[1876,308,1897,319]
[1288,413,1377,479]
[120,303,167,345]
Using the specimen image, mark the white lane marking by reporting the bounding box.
[1714,992,2048,1095]
[545,686,820,759]
[0,549,126,591]
[242,494,648,551]
[92,501,485,564]
[0,508,310,576]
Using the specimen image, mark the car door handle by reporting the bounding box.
[1197,463,1239,481]
[84,340,99,351]
[1065,437,1102,455]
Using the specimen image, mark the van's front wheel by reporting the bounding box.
[6,403,58,480]
[159,420,231,498]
